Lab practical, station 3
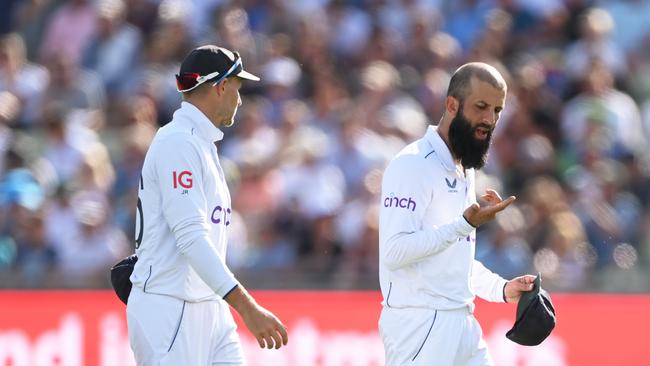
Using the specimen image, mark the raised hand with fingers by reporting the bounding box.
[463,189,515,227]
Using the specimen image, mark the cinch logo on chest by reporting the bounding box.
[384,194,416,212]
[211,205,232,226]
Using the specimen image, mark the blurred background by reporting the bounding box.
[1,0,650,295]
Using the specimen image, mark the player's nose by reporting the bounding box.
[479,110,499,125]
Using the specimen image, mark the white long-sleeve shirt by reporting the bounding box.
[379,125,507,311]
[130,102,238,302]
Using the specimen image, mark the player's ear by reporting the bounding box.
[213,78,228,95]
[446,96,460,117]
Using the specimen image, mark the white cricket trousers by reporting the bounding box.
[127,287,245,365]
[379,306,493,366]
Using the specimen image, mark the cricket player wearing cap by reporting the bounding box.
[126,45,288,365]
[378,63,536,365]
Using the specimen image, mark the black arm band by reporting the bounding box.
[223,284,239,300]
[463,215,477,228]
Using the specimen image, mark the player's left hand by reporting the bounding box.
[240,303,289,350]
[504,275,536,303]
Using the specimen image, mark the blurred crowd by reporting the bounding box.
[2,0,650,291]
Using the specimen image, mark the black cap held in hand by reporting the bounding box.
[176,45,260,92]
[110,254,138,305]
[506,273,556,346]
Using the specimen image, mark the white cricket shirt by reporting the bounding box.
[379,125,507,311]
[130,101,238,302]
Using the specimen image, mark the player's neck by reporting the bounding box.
[188,98,225,128]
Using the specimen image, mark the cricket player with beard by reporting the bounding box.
[378,63,536,365]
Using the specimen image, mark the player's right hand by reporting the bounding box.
[463,189,515,227]
[240,304,289,350]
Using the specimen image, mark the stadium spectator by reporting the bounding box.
[43,52,106,111]
[0,33,49,127]
[13,209,58,287]
[564,7,627,80]
[39,0,96,66]
[1,0,650,292]
[57,190,128,286]
[41,102,85,185]
[476,205,533,280]
[561,61,646,160]
[81,0,142,96]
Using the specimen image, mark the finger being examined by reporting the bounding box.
[485,189,502,200]
[496,196,516,208]
[482,196,515,216]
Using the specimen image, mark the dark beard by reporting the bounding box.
[448,106,493,170]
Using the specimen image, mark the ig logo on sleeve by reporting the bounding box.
[173,170,193,192]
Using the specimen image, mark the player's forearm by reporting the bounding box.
[223,285,258,316]
[178,234,239,297]
[471,260,507,303]
[381,216,474,270]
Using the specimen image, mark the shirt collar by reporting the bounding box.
[424,125,456,172]
[178,101,224,143]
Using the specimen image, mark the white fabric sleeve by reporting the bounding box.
[471,260,507,303]
[177,234,239,297]
[155,137,238,297]
[379,156,475,271]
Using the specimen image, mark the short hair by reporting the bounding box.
[446,62,507,101]
[181,81,211,100]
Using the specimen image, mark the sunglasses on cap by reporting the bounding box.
[175,55,243,93]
